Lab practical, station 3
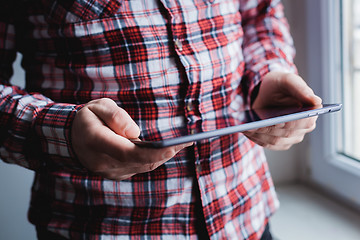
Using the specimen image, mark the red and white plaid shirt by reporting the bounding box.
[0,0,296,239]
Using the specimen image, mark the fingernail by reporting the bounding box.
[307,93,322,103]
[314,95,322,104]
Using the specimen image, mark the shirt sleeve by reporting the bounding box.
[239,0,297,105]
[0,3,85,172]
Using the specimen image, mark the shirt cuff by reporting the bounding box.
[33,103,86,172]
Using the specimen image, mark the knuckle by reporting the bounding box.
[92,98,116,111]
[261,126,274,134]
[282,144,292,150]
[297,135,305,143]
[99,97,114,105]
[305,120,314,129]
[291,135,304,145]
[286,121,295,129]
[309,122,317,131]
[276,123,286,129]
[284,130,294,138]
[262,127,270,134]
[243,131,255,137]
[269,136,281,145]
[262,143,272,149]
[110,108,123,123]
[89,98,108,106]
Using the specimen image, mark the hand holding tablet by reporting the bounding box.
[131,104,342,148]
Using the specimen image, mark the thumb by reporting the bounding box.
[87,98,140,139]
[280,74,322,106]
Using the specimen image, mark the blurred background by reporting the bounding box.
[1,0,360,239]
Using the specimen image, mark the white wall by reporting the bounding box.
[0,1,311,239]
[0,54,37,239]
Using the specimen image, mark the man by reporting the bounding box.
[0,0,321,239]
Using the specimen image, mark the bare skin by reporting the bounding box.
[71,72,321,180]
[243,72,322,150]
[71,98,192,181]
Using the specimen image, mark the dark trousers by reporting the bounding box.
[260,223,273,240]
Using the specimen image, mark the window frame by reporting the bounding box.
[307,0,360,208]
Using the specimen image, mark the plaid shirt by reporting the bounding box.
[0,0,296,239]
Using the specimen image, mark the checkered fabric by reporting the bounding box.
[0,0,296,239]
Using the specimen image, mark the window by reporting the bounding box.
[307,0,360,208]
[341,0,360,161]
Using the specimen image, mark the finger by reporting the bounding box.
[281,116,318,130]
[131,142,194,166]
[245,134,289,150]
[87,98,140,139]
[243,123,284,135]
[280,74,322,106]
[90,123,137,159]
[264,143,293,151]
[85,139,192,178]
[72,111,130,172]
[259,119,316,136]
[246,134,296,151]
[86,120,193,170]
[98,169,136,181]
[105,142,193,176]
[251,138,293,151]
[263,128,310,138]
[243,120,315,138]
[246,132,305,148]
[76,109,138,160]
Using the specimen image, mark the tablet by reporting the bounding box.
[131,103,342,148]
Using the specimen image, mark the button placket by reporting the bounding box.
[190,129,197,135]
[186,102,193,112]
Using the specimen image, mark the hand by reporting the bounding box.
[243,72,322,150]
[71,98,192,181]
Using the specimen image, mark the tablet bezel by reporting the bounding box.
[131,103,342,148]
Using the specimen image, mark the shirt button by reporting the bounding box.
[191,129,197,135]
[174,39,183,51]
[187,103,193,112]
